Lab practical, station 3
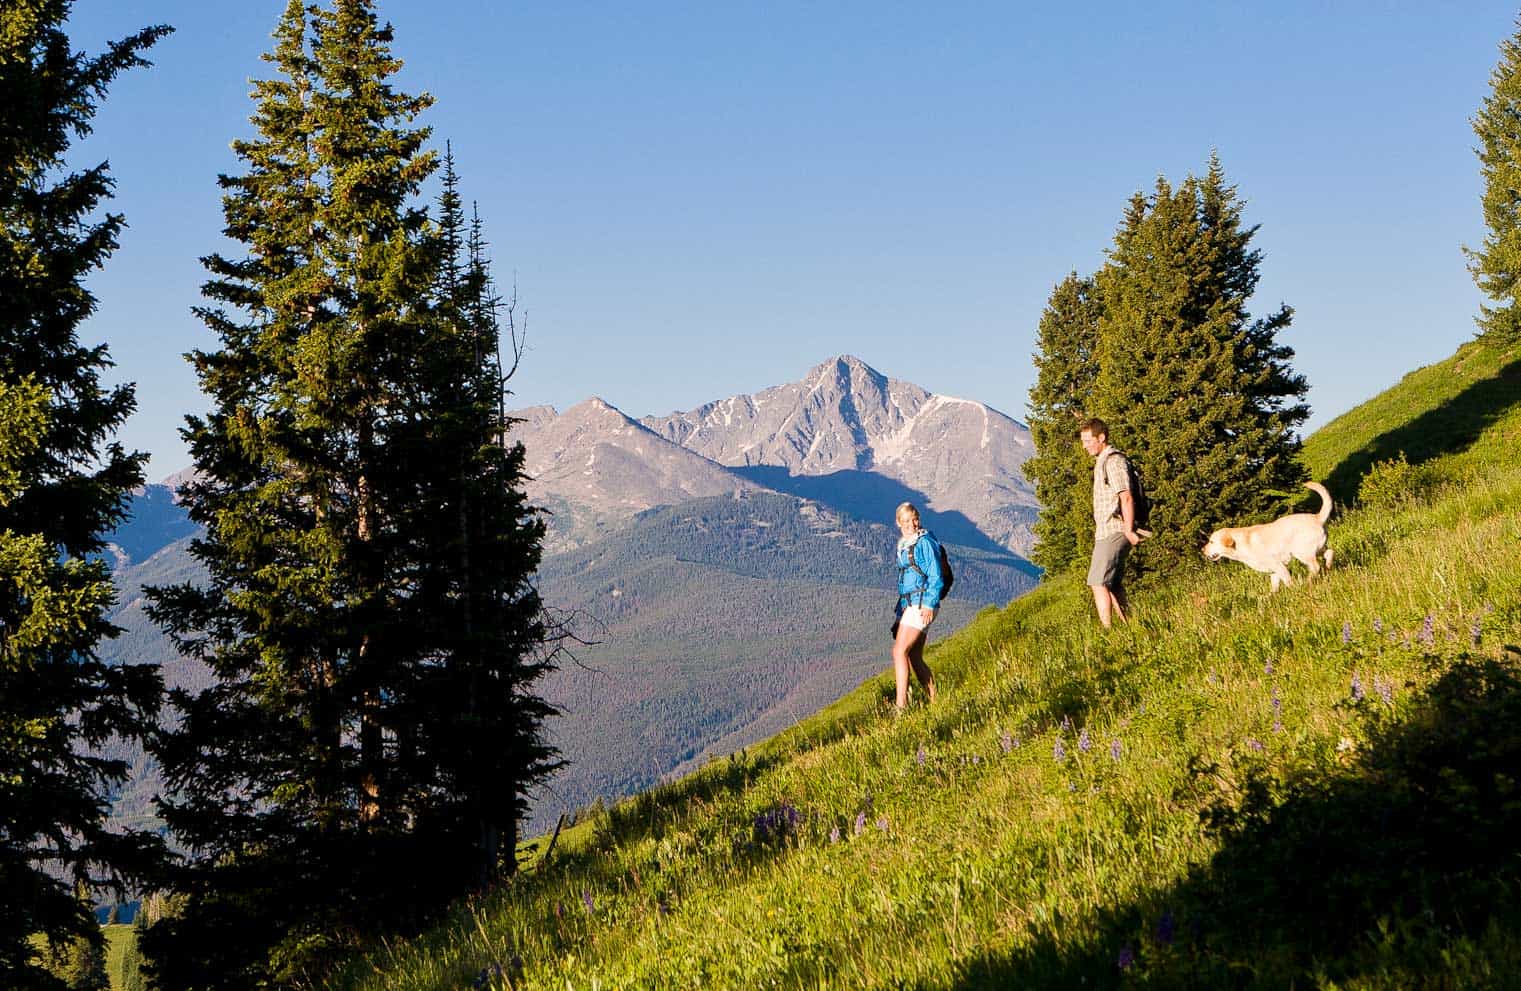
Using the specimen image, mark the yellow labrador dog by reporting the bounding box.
[1203,482,1333,592]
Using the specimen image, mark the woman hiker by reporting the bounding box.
[891,502,941,713]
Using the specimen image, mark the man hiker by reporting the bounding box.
[1080,418,1141,628]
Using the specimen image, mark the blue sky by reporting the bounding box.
[65,1,1513,477]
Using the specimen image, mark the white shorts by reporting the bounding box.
[899,605,935,632]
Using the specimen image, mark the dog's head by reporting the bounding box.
[1202,530,1235,562]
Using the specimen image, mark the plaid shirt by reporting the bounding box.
[1092,446,1132,540]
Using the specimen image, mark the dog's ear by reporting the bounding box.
[1221,534,1235,549]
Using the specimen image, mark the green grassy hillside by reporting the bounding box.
[330,339,1521,990]
[523,491,1036,830]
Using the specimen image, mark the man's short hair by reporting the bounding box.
[1080,417,1109,439]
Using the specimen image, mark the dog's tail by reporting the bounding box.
[1305,481,1332,525]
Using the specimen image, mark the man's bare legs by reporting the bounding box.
[892,620,937,710]
[1090,583,1128,629]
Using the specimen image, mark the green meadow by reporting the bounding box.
[310,336,1521,989]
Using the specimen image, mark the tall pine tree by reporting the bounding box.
[409,151,559,889]
[1092,157,1308,570]
[1024,271,1102,576]
[143,3,554,986]
[1468,15,1521,345]
[0,4,169,985]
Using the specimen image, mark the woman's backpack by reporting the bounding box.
[901,534,955,600]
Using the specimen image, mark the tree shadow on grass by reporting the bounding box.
[937,651,1521,989]
[1322,355,1521,502]
[592,747,786,846]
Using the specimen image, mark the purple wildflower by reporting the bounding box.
[1373,617,1383,635]
[972,754,981,765]
[657,895,671,916]
[1078,727,1092,753]
[582,889,595,913]
[916,745,926,767]
[554,902,564,919]
[1067,781,1077,792]
[1271,688,1284,733]
[1118,944,1136,970]
[1377,676,1393,706]
[1247,738,1264,753]
[829,825,841,844]
[1156,910,1176,945]
[854,810,867,836]
[1471,616,1482,646]
[1061,714,1073,732]
[1053,738,1066,762]
[1341,621,1352,644]
[1264,658,1274,675]
[875,815,889,832]
[1350,672,1365,702]
[1420,614,1435,646]
[753,809,772,840]
[1110,738,1122,762]
[1000,730,1014,754]
[753,800,802,842]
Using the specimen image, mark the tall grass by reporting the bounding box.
[328,341,1521,990]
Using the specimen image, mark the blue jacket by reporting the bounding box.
[896,530,945,611]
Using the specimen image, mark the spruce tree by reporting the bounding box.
[0,4,169,986]
[1092,157,1308,570]
[413,159,559,887]
[1024,271,1102,576]
[1468,15,1521,344]
[50,936,108,991]
[144,3,554,985]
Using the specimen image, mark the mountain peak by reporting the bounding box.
[805,354,887,390]
[809,353,875,373]
[559,396,639,427]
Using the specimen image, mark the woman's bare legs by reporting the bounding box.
[892,619,936,710]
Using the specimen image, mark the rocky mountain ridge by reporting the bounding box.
[520,355,1039,555]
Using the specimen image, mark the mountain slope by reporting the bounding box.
[511,398,761,552]
[331,338,1521,990]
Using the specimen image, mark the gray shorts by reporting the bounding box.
[1087,533,1131,588]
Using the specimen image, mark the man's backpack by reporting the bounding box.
[902,534,955,601]
[1103,452,1152,531]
